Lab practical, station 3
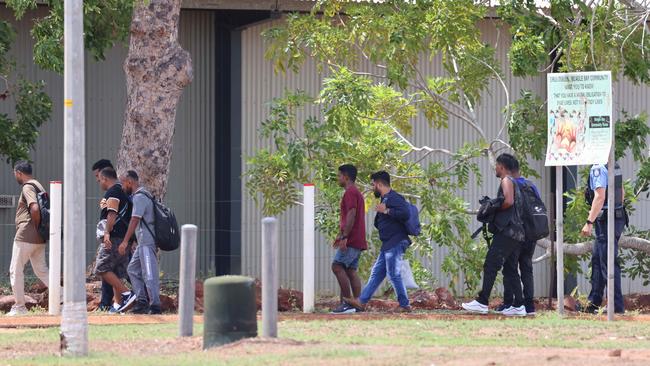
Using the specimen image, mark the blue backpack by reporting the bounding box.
[404,203,421,236]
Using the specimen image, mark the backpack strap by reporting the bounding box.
[134,190,157,240]
[21,182,41,202]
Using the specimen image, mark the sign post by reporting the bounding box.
[546,71,613,318]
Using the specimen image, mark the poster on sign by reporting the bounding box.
[545,71,612,166]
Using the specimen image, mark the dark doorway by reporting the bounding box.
[214,10,271,275]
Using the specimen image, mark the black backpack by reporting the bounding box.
[517,180,549,242]
[23,182,50,242]
[138,191,180,251]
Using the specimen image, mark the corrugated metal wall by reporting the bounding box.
[240,19,650,296]
[0,8,216,281]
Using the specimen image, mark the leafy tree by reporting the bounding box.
[0,18,51,163]
[247,0,650,293]
[6,0,134,73]
[4,1,192,199]
[0,0,132,163]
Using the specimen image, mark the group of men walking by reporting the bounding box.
[6,160,161,316]
[5,155,628,316]
[331,155,626,316]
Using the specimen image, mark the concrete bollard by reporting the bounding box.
[179,224,198,337]
[262,217,279,337]
[203,276,257,349]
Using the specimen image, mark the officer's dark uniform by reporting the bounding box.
[587,163,625,313]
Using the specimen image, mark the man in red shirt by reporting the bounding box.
[331,164,367,314]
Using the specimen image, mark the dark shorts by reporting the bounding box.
[332,247,362,270]
[94,236,129,278]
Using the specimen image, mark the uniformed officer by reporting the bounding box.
[580,163,626,314]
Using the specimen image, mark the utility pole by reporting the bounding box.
[60,0,88,356]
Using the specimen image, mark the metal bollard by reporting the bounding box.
[262,217,279,337]
[179,224,198,337]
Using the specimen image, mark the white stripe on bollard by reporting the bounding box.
[303,184,315,313]
[48,181,62,315]
[179,224,198,337]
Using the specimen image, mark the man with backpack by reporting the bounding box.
[94,167,136,313]
[331,164,367,315]
[580,162,626,314]
[119,170,162,314]
[498,160,545,316]
[462,154,527,316]
[345,171,413,313]
[8,161,49,316]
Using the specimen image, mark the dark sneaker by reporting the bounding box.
[496,303,510,313]
[342,297,366,312]
[117,292,137,313]
[131,300,149,314]
[583,304,599,314]
[148,305,162,315]
[108,304,121,314]
[331,302,356,315]
[525,304,536,316]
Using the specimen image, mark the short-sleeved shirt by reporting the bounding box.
[132,187,156,246]
[100,183,132,238]
[15,179,45,244]
[340,185,367,250]
[590,164,623,209]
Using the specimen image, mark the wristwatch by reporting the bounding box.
[586,219,594,225]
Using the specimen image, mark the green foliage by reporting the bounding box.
[500,0,650,82]
[507,90,547,178]
[621,230,650,286]
[253,0,650,294]
[0,19,52,163]
[6,0,134,73]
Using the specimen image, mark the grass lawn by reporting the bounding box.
[3,312,650,365]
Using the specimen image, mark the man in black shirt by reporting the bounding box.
[92,159,116,311]
[93,167,136,313]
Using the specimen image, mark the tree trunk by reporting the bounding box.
[116,0,193,199]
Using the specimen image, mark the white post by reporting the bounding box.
[179,224,198,337]
[555,166,564,316]
[303,184,315,313]
[262,217,278,338]
[48,181,62,315]
[607,123,616,321]
[60,0,88,356]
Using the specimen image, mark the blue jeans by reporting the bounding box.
[588,215,625,312]
[359,240,409,308]
[332,247,361,270]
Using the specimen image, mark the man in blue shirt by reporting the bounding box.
[580,163,625,314]
[345,171,412,312]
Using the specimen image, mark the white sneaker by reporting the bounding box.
[502,305,526,317]
[461,300,488,314]
[6,306,28,317]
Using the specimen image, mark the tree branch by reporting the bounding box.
[533,235,650,263]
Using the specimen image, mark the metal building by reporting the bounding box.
[0,2,649,298]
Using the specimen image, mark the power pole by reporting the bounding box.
[60,0,88,356]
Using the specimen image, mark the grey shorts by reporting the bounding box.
[94,236,129,278]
